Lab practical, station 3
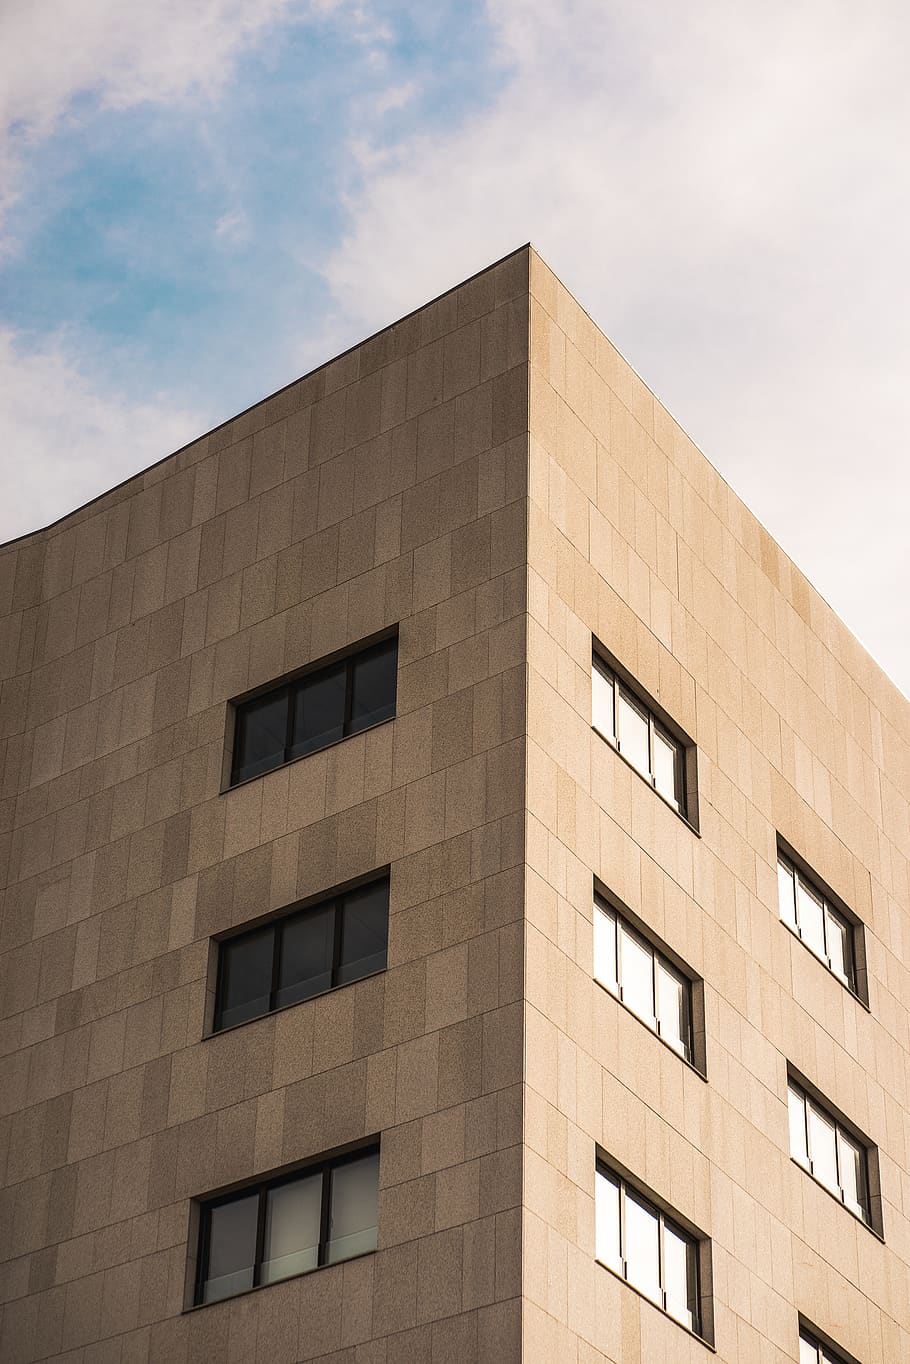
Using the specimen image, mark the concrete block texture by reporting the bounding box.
[1,245,908,1362]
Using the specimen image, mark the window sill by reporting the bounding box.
[592,726,700,838]
[204,966,387,1040]
[223,716,395,794]
[594,976,708,1082]
[781,920,870,1012]
[790,1157,884,1241]
[594,1256,715,1351]
[184,1249,377,1313]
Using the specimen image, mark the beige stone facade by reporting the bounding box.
[1,246,908,1363]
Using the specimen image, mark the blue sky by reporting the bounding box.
[1,0,908,693]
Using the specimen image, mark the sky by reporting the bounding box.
[0,0,908,695]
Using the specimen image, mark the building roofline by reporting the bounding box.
[1,243,533,550]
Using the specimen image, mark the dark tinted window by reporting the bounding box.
[276,904,334,1008]
[233,690,288,784]
[350,638,398,733]
[290,664,346,759]
[213,878,390,1033]
[338,882,390,985]
[196,1147,379,1305]
[230,633,398,786]
[218,926,274,1031]
[201,1192,258,1304]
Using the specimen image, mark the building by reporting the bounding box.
[1,245,908,1364]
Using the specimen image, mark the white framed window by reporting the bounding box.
[595,1163,703,1337]
[787,1079,872,1226]
[593,896,694,1064]
[592,653,687,815]
[777,849,859,994]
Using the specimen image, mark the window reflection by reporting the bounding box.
[214,878,390,1033]
[591,654,687,815]
[231,634,398,786]
[624,1192,661,1304]
[776,851,858,994]
[197,1147,380,1305]
[593,899,693,1064]
[202,1194,258,1304]
[787,1080,871,1224]
[595,1162,702,1338]
[262,1174,321,1283]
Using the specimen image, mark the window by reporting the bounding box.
[787,1078,872,1224]
[595,1163,703,1336]
[592,652,687,815]
[777,849,859,993]
[214,878,389,1032]
[231,634,398,785]
[593,895,694,1064]
[799,1325,854,1364]
[195,1146,379,1305]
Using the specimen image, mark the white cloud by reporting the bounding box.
[320,0,910,694]
[0,0,308,237]
[0,327,203,540]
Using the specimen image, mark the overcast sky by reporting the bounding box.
[1,0,907,695]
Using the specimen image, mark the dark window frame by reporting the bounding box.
[210,873,390,1035]
[776,839,868,1005]
[192,1142,380,1308]
[786,1069,882,1236]
[799,1319,862,1364]
[591,644,698,830]
[593,887,706,1075]
[594,1157,712,1345]
[227,629,398,788]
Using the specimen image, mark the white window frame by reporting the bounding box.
[592,652,687,816]
[777,849,859,994]
[595,1162,704,1338]
[594,895,694,1065]
[787,1079,872,1226]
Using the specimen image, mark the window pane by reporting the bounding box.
[663,1222,696,1331]
[290,664,346,758]
[594,1168,621,1271]
[777,858,797,929]
[276,905,334,1008]
[593,903,618,993]
[203,1194,258,1303]
[337,882,389,985]
[617,690,650,777]
[825,907,851,985]
[799,1334,819,1364]
[262,1173,322,1283]
[837,1127,867,1218]
[349,639,397,734]
[656,958,689,1057]
[592,662,615,742]
[619,923,655,1025]
[653,727,679,807]
[234,691,288,783]
[327,1151,379,1264]
[796,876,826,958]
[808,1102,838,1190]
[788,1085,808,1164]
[218,927,275,1030]
[624,1192,661,1304]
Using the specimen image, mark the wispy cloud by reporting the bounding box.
[0,326,203,539]
[318,0,910,692]
[0,0,305,244]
